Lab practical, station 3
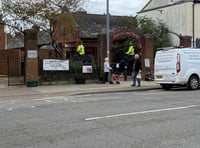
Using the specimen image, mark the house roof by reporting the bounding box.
[7,31,51,49]
[7,12,135,49]
[138,0,197,14]
[72,12,135,38]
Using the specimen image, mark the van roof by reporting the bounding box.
[156,46,184,51]
[156,47,200,51]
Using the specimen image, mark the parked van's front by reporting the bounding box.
[154,47,200,90]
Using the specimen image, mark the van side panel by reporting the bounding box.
[154,50,177,83]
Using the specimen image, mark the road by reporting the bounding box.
[0,89,200,148]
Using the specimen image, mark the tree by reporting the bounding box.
[135,17,171,51]
[119,16,171,52]
[1,0,83,58]
[112,17,171,64]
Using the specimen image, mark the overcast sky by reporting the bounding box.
[82,0,149,16]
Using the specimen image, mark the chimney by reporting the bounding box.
[32,25,40,32]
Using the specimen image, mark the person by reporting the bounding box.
[76,42,85,56]
[103,57,112,83]
[125,42,135,74]
[126,42,135,56]
[132,54,142,87]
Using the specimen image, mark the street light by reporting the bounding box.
[106,0,110,58]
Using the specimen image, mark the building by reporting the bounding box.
[137,0,200,47]
[0,9,140,77]
[3,9,136,57]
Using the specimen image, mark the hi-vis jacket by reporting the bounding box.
[77,44,85,55]
[126,45,135,55]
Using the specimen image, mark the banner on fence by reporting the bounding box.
[82,65,92,73]
[43,59,69,71]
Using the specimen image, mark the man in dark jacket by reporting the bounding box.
[132,54,142,87]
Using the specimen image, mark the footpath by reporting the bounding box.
[0,77,161,101]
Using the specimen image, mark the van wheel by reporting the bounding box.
[161,84,171,90]
[188,75,199,90]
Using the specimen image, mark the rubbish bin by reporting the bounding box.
[26,80,38,87]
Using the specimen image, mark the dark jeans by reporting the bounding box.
[132,71,141,86]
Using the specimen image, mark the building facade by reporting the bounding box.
[137,0,200,47]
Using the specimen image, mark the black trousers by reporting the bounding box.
[104,72,109,82]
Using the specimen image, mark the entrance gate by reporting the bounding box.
[7,51,25,86]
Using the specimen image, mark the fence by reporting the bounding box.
[38,51,99,84]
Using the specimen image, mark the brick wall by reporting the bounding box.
[141,34,154,80]
[180,36,192,47]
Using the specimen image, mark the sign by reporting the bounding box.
[111,30,143,43]
[43,59,69,71]
[82,65,92,73]
[145,58,150,67]
[27,50,37,58]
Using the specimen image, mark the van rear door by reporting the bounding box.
[154,49,177,83]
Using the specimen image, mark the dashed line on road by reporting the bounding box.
[7,108,13,111]
[85,105,198,121]
[44,100,52,103]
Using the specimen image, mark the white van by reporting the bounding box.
[154,47,200,90]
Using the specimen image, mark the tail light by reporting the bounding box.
[176,53,181,73]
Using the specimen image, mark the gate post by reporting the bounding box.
[24,29,39,87]
[180,35,192,48]
[141,34,154,81]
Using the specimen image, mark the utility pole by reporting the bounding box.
[106,0,110,58]
[193,0,195,47]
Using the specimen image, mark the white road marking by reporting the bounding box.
[32,98,44,101]
[44,100,52,103]
[7,108,13,111]
[85,105,197,121]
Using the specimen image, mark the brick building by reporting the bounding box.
[0,9,156,82]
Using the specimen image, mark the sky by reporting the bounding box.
[82,0,149,16]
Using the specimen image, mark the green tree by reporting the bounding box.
[136,17,171,50]
[0,0,83,58]
[121,16,171,52]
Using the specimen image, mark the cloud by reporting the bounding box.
[83,0,149,16]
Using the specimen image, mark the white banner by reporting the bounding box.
[43,59,69,71]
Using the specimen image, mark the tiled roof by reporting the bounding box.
[7,31,51,49]
[72,12,135,38]
[7,12,135,49]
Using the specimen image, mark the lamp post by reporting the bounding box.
[193,0,195,47]
[106,0,110,58]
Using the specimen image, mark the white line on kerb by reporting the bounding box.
[85,105,197,121]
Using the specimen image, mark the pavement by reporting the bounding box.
[0,77,161,101]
